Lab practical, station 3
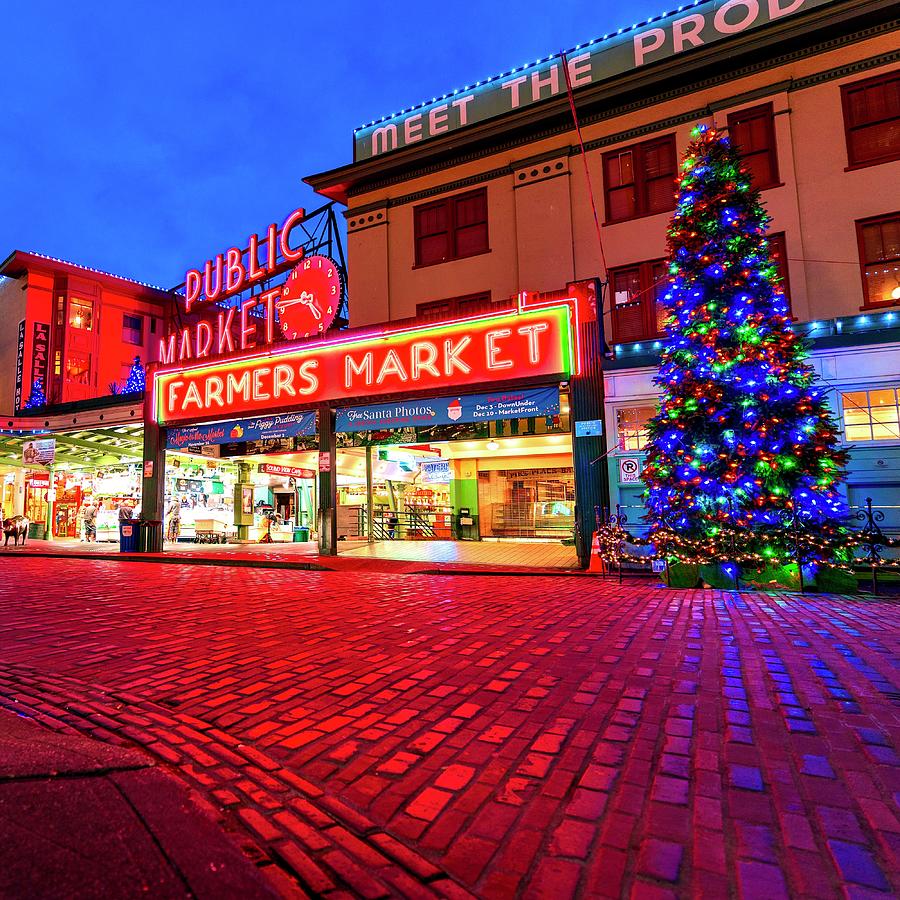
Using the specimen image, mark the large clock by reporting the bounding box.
[277,255,343,340]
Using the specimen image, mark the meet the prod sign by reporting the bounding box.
[151,303,576,426]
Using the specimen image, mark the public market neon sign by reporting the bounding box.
[182,207,307,312]
[151,302,576,426]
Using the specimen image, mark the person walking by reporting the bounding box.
[82,502,97,542]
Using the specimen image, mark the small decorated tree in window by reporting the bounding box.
[24,378,46,409]
[642,124,850,588]
[123,356,145,394]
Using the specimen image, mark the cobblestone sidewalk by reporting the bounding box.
[0,558,897,898]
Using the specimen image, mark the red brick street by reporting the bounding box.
[1,557,898,898]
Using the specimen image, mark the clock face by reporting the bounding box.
[277,255,342,340]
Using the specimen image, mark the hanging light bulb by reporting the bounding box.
[486,440,500,451]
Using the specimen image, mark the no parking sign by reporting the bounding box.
[618,457,642,484]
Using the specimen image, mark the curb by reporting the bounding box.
[0,663,475,900]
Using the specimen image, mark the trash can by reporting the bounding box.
[119,521,139,552]
[455,508,479,541]
[293,526,310,542]
[138,520,163,552]
[27,522,45,541]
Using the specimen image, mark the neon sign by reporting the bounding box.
[183,207,307,312]
[278,256,342,339]
[152,302,576,426]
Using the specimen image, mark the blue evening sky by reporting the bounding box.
[1,1,661,289]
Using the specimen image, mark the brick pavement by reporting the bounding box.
[0,557,898,898]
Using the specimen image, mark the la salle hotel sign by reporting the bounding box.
[354,0,832,159]
[151,303,576,426]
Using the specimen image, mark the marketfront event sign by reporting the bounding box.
[166,411,317,449]
[335,386,560,433]
[153,303,576,426]
[354,0,832,160]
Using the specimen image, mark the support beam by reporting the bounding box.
[317,406,338,556]
[141,419,166,551]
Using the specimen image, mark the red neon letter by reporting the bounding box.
[195,321,213,358]
[259,288,280,345]
[204,255,224,302]
[486,329,513,370]
[158,335,175,365]
[517,322,550,364]
[217,308,236,355]
[225,247,246,293]
[184,269,202,312]
[240,299,257,350]
[279,208,306,262]
[266,223,278,271]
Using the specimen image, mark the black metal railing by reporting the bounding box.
[592,498,900,593]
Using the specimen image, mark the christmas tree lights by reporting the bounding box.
[642,125,850,576]
[24,378,46,409]
[123,357,145,394]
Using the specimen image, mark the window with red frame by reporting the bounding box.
[414,189,489,266]
[417,292,492,322]
[767,232,792,314]
[610,260,669,343]
[603,135,677,224]
[727,103,780,189]
[857,214,900,306]
[841,72,900,168]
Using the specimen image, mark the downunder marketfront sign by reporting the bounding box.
[152,304,576,426]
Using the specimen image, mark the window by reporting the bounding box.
[414,188,489,266]
[122,314,143,345]
[417,292,492,322]
[610,259,669,343]
[768,232,792,313]
[857,214,900,306]
[616,406,656,451]
[65,354,91,385]
[68,298,93,330]
[727,103,780,189]
[841,72,900,168]
[842,387,900,442]
[603,135,677,223]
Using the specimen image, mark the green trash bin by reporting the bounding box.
[293,526,310,542]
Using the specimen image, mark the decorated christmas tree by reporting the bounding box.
[24,377,46,409]
[123,356,145,394]
[642,125,849,582]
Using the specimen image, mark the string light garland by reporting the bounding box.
[642,125,851,578]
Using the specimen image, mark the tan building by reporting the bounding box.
[308,0,900,535]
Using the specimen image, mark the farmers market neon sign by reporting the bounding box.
[151,300,577,426]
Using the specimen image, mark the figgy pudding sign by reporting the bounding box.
[152,304,576,426]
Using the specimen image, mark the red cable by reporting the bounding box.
[561,51,609,278]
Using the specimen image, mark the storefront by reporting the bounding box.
[142,287,608,565]
[0,407,145,542]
